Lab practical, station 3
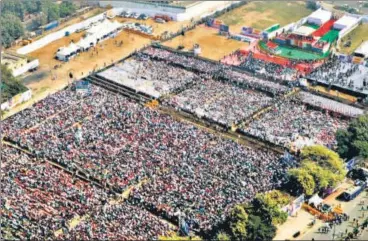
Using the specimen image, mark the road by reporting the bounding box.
[300,190,368,241]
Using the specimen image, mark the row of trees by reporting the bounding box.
[215,190,291,241]
[1,0,77,47]
[287,145,346,196]
[1,65,28,103]
[336,115,368,160]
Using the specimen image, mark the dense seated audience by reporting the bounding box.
[98,55,199,98]
[1,146,108,240]
[3,47,360,237]
[242,96,349,148]
[142,47,289,95]
[308,56,368,93]
[3,83,290,231]
[1,146,175,240]
[167,78,272,126]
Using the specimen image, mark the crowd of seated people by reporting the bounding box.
[308,56,368,93]
[141,47,290,95]
[3,83,291,231]
[166,78,273,126]
[242,96,349,149]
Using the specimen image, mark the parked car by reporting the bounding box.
[155,18,165,24]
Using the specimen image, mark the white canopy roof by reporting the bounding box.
[57,42,80,57]
[293,26,316,36]
[307,9,332,25]
[308,194,323,207]
[354,41,368,56]
[334,15,360,30]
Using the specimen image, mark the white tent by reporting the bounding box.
[308,194,323,207]
[307,9,332,26]
[56,43,80,61]
[354,41,368,58]
[333,15,360,30]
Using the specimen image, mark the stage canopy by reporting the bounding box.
[293,25,316,36]
[307,9,332,26]
[333,15,360,30]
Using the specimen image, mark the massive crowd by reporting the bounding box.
[142,47,289,95]
[308,57,368,94]
[242,96,349,148]
[2,83,291,232]
[98,55,199,98]
[1,146,175,240]
[166,78,273,126]
[2,46,362,237]
[239,54,299,81]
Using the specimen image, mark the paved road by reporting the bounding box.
[300,190,368,240]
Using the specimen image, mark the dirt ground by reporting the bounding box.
[3,30,150,119]
[217,1,313,33]
[163,25,248,60]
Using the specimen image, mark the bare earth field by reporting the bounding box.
[163,25,248,60]
[3,30,150,119]
[217,1,313,33]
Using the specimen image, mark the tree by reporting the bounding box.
[246,215,276,241]
[1,65,28,102]
[1,0,25,21]
[216,232,231,241]
[59,1,76,18]
[46,3,60,22]
[301,145,345,175]
[229,205,248,240]
[0,13,25,47]
[288,168,316,196]
[23,0,39,14]
[336,115,368,159]
[306,0,318,10]
[251,191,289,225]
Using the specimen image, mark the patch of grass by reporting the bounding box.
[218,1,313,30]
[339,24,368,54]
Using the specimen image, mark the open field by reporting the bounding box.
[217,1,313,33]
[3,30,150,119]
[339,24,368,54]
[163,25,248,60]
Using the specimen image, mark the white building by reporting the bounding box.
[333,15,360,30]
[354,40,368,59]
[98,1,238,21]
[307,8,332,26]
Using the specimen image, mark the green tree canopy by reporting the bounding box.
[59,1,76,18]
[301,145,345,175]
[1,0,25,21]
[0,13,25,47]
[229,205,248,240]
[251,190,289,225]
[336,115,368,159]
[216,232,231,241]
[288,168,316,196]
[1,65,28,102]
[246,214,276,241]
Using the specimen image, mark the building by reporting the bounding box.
[333,15,360,30]
[307,8,332,26]
[98,1,237,21]
[353,40,368,59]
[1,51,39,77]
